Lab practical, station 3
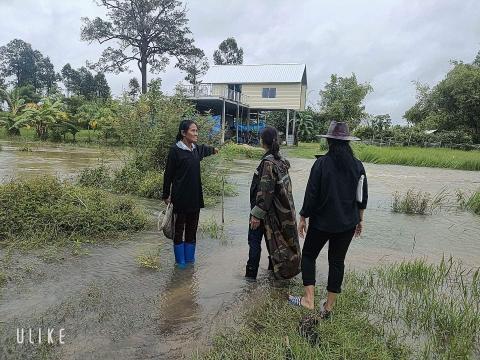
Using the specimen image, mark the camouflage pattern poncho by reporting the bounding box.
[250,154,301,280]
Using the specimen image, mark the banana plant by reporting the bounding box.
[297,111,315,141]
[18,98,69,139]
[0,88,26,135]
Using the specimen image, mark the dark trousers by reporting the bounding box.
[174,211,200,245]
[246,222,266,270]
[301,226,355,293]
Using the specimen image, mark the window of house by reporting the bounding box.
[262,88,276,98]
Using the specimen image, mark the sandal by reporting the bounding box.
[288,295,303,307]
[319,302,332,320]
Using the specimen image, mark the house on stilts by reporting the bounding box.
[177,63,307,145]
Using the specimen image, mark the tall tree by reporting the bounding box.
[81,0,196,94]
[61,64,111,100]
[473,50,480,67]
[404,61,480,141]
[176,48,209,85]
[94,72,111,99]
[318,73,372,129]
[128,77,141,99]
[61,63,80,96]
[213,37,243,65]
[0,39,57,93]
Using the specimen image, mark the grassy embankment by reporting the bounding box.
[286,142,480,171]
[198,258,480,360]
[0,127,120,147]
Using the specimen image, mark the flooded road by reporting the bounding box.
[0,143,479,359]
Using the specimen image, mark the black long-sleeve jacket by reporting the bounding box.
[162,143,215,213]
[299,154,368,233]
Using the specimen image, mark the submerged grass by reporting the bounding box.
[199,258,480,359]
[457,190,480,215]
[286,142,480,171]
[136,248,160,270]
[200,217,226,241]
[392,188,448,215]
[0,176,147,249]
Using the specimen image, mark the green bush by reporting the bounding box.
[78,164,112,189]
[219,142,264,160]
[0,176,147,247]
[137,171,164,199]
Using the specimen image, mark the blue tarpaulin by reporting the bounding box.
[210,115,266,133]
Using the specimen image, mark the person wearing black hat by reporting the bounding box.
[288,121,368,319]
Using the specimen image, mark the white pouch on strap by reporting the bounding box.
[356,175,365,203]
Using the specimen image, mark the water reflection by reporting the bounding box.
[157,266,200,335]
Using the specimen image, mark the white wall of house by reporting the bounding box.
[241,83,303,110]
[205,82,306,111]
[300,84,307,111]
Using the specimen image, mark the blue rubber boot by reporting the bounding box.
[184,242,196,264]
[174,243,186,269]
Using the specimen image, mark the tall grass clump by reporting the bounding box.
[357,257,480,359]
[392,188,447,215]
[200,217,226,241]
[457,189,480,215]
[0,176,147,248]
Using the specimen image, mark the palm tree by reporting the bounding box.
[0,88,26,136]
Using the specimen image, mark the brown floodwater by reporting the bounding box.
[0,143,479,359]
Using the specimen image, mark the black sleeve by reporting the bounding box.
[359,163,368,210]
[162,147,176,199]
[197,144,215,160]
[299,159,322,218]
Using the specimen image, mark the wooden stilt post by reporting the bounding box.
[292,110,297,146]
[236,102,240,144]
[221,175,225,224]
[285,109,290,146]
[221,99,226,144]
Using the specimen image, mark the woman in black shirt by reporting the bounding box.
[289,121,368,319]
[162,119,218,268]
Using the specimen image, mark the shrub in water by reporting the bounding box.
[0,176,147,247]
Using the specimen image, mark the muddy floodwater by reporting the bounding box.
[0,142,479,359]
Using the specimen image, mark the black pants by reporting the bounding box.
[301,226,355,293]
[174,211,200,245]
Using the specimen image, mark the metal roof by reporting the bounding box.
[202,63,307,84]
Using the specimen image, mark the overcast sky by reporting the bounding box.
[1,0,479,123]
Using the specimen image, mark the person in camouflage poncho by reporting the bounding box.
[245,127,301,281]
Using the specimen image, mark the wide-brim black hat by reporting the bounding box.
[319,121,360,141]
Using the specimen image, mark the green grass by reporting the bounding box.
[0,127,120,146]
[0,176,147,249]
[198,258,480,359]
[136,248,161,270]
[200,217,226,241]
[392,188,447,215]
[457,190,480,215]
[219,142,264,160]
[285,142,480,171]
